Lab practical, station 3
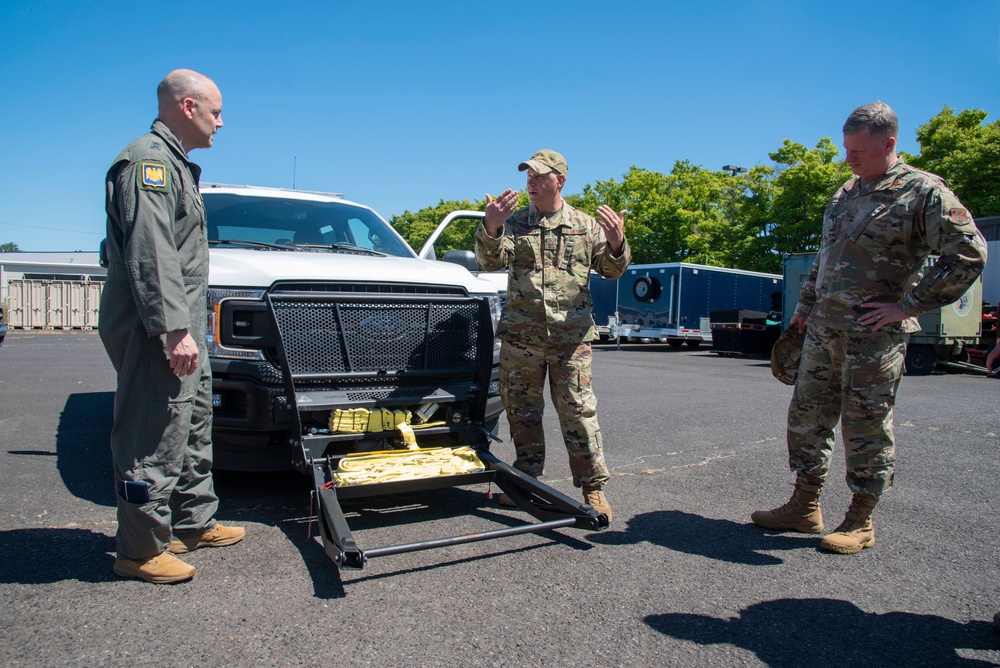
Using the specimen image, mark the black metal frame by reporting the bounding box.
[265,289,607,570]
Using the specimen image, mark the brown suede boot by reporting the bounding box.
[113,552,195,584]
[583,486,612,523]
[819,493,878,554]
[168,523,245,554]
[751,480,823,533]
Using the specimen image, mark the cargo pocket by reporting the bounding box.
[141,367,198,476]
[848,344,905,404]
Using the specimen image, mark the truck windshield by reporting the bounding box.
[203,193,414,258]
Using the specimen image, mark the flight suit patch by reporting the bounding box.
[139,161,169,191]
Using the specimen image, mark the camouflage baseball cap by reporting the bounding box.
[770,325,805,386]
[518,149,567,175]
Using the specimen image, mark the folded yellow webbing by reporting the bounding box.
[330,408,413,434]
[332,446,485,487]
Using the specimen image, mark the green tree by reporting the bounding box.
[907,106,1000,217]
[390,193,530,258]
[391,198,479,256]
[717,165,781,273]
[767,138,850,255]
[573,165,689,264]
[573,162,773,269]
[0,242,20,252]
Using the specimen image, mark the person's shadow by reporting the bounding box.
[590,509,819,565]
[52,391,115,507]
[646,598,1000,667]
[0,528,119,584]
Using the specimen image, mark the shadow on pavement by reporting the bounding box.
[646,598,1000,667]
[246,482,595,597]
[56,392,115,507]
[0,527,118,584]
[589,509,819,565]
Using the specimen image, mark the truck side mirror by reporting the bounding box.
[98,238,109,268]
[441,250,479,273]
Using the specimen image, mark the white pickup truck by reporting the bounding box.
[201,185,503,471]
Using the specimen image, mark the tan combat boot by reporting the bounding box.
[819,493,877,554]
[751,480,823,533]
[113,552,195,584]
[168,523,245,554]
[583,486,612,523]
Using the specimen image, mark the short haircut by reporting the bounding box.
[157,70,212,104]
[843,101,898,140]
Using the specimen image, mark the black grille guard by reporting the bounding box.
[266,289,607,571]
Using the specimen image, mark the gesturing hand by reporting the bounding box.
[483,189,519,237]
[595,204,626,254]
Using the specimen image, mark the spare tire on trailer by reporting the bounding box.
[632,276,661,303]
[904,345,937,376]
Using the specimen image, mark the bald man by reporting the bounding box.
[100,69,243,584]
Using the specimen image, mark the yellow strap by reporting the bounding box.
[333,446,485,487]
[396,422,417,450]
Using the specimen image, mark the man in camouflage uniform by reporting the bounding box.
[475,149,630,522]
[752,102,987,553]
[100,70,243,584]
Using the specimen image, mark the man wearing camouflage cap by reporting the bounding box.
[752,102,987,554]
[476,149,630,522]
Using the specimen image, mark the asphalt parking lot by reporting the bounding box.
[1,330,998,667]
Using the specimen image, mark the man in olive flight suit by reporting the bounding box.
[751,102,987,554]
[100,69,243,584]
[476,149,630,522]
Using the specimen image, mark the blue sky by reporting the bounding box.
[1,1,997,251]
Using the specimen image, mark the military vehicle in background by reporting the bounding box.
[783,253,984,376]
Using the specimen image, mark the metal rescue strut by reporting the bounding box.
[265,286,607,570]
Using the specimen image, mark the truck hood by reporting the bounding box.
[208,248,497,295]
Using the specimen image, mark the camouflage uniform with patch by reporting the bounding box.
[789,159,987,496]
[99,120,219,560]
[475,202,630,487]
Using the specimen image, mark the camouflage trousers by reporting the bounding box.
[499,338,609,488]
[787,323,908,497]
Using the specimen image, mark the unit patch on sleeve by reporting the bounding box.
[949,208,970,224]
[139,162,169,190]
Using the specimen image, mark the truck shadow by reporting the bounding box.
[254,481,595,597]
[645,598,999,666]
[51,400,587,596]
[589,509,816,565]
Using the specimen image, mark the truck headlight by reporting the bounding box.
[207,288,267,360]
